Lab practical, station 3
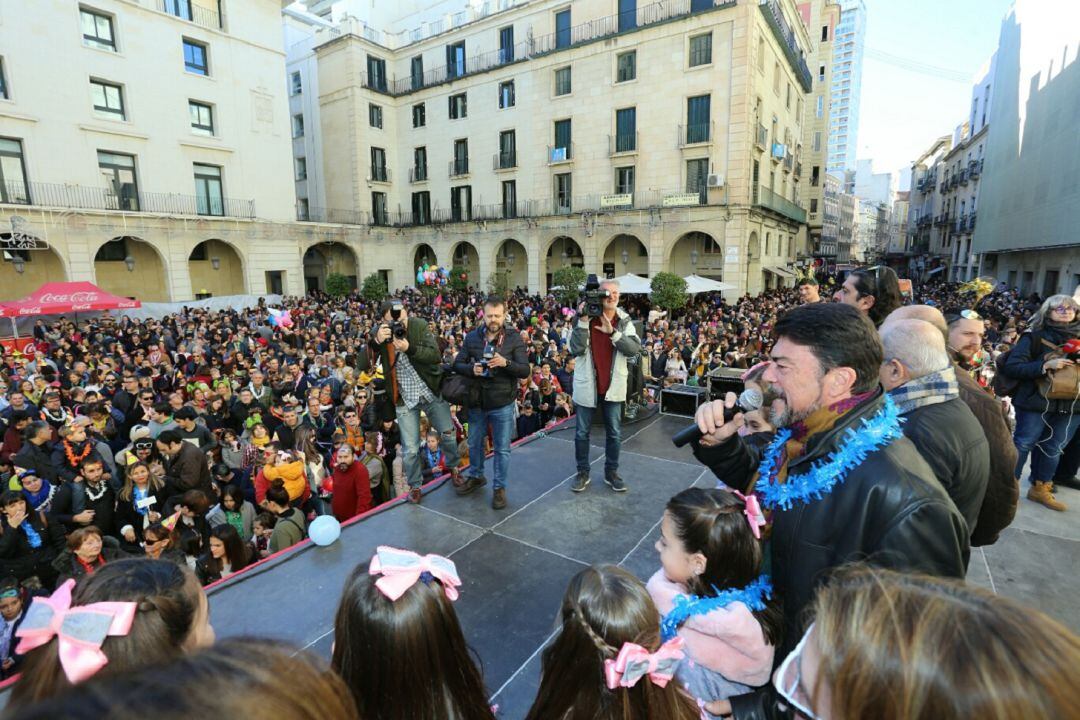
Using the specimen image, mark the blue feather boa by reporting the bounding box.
[756,395,904,511]
[660,575,773,642]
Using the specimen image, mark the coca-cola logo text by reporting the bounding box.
[38,292,99,304]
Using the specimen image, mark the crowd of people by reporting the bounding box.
[0,265,1076,717]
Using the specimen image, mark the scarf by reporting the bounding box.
[22,480,56,513]
[20,520,41,549]
[251,434,269,448]
[888,365,960,415]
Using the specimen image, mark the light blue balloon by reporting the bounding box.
[308,515,341,546]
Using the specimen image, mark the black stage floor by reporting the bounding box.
[208,412,711,719]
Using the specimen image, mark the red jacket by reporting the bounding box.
[330,462,371,522]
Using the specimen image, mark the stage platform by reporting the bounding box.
[207,412,1080,720]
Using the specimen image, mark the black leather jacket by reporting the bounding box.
[452,326,530,409]
[693,389,969,720]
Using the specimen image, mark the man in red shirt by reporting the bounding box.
[568,278,642,493]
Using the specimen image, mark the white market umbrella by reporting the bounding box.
[683,274,736,294]
[610,273,653,295]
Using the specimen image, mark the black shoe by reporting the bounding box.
[455,475,487,496]
[605,473,628,493]
[571,471,590,493]
[1054,475,1080,491]
[492,488,507,510]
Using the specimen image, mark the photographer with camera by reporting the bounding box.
[355,299,460,504]
[569,276,641,493]
[452,296,530,509]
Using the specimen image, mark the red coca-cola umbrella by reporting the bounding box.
[0,281,141,317]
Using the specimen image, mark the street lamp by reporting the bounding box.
[211,256,221,270]
[689,248,699,267]
[621,248,630,265]
[12,257,25,274]
[506,251,516,268]
[124,256,136,272]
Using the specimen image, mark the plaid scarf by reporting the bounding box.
[888,365,959,415]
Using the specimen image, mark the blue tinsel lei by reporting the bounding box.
[660,575,773,642]
[756,395,903,511]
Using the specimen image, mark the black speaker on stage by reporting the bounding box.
[660,384,708,417]
[706,367,746,401]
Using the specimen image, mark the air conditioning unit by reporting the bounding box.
[707,174,725,188]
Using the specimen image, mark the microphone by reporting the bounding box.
[671,387,764,448]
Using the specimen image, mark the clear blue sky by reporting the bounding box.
[856,0,1014,187]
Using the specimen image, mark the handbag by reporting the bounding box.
[440,372,475,407]
[1038,339,1080,401]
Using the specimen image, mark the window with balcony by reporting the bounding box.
[554,173,572,214]
[449,93,467,119]
[498,130,516,169]
[97,150,138,210]
[189,100,214,136]
[616,51,636,82]
[816,95,823,118]
[193,163,223,215]
[297,198,309,220]
[0,58,7,100]
[689,33,712,67]
[295,157,307,181]
[818,64,825,81]
[810,199,818,213]
[0,138,29,204]
[369,103,382,129]
[452,139,469,176]
[185,39,209,76]
[499,80,515,109]
[616,166,635,195]
[812,131,821,152]
[451,185,472,221]
[446,41,466,79]
[555,9,571,49]
[615,107,636,152]
[686,158,709,197]
[91,79,125,120]
[502,180,517,218]
[553,119,572,159]
[413,147,427,181]
[618,0,636,32]
[412,102,425,128]
[370,147,387,182]
[371,192,388,225]
[412,191,431,225]
[164,0,192,21]
[821,24,828,41]
[773,61,780,93]
[366,55,387,92]
[554,66,571,96]
[499,26,515,63]
[81,7,116,51]
[292,114,304,138]
[410,55,424,90]
[686,94,711,144]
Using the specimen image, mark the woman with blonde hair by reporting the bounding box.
[749,566,1080,720]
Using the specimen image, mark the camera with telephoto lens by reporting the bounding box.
[388,305,407,340]
[583,274,610,318]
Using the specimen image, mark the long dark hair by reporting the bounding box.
[525,565,701,720]
[331,561,494,720]
[204,524,250,577]
[8,558,203,708]
[666,488,782,646]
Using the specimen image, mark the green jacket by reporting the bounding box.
[355,317,443,417]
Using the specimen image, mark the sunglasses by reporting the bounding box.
[958,309,982,321]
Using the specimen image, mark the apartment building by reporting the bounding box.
[825,0,863,176]
[906,135,952,279]
[940,123,986,282]
[309,0,813,294]
[0,0,302,301]
[797,0,838,259]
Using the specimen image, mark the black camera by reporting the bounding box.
[388,305,407,340]
[583,274,610,318]
[480,342,495,377]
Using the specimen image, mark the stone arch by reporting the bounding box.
[542,236,583,291]
[494,239,528,291]
[93,236,168,302]
[669,231,724,279]
[0,236,67,301]
[187,239,245,298]
[303,241,358,294]
[412,243,438,274]
[449,241,480,287]
[601,234,648,278]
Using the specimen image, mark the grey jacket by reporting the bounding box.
[568,308,641,407]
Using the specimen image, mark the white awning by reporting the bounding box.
[683,274,737,294]
[766,266,797,279]
[609,273,653,294]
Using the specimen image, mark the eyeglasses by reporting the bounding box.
[1052,305,1076,313]
[773,624,822,720]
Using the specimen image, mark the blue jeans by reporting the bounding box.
[1013,409,1080,483]
[397,396,461,490]
[467,403,514,490]
[574,400,623,477]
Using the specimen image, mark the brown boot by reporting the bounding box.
[1027,481,1067,511]
[492,488,507,510]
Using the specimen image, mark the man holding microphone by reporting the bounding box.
[453,296,530,509]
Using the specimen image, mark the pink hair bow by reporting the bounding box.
[369,546,461,602]
[604,637,685,690]
[15,579,137,684]
[733,490,766,540]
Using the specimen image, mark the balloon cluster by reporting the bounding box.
[416,264,452,287]
[267,307,293,328]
